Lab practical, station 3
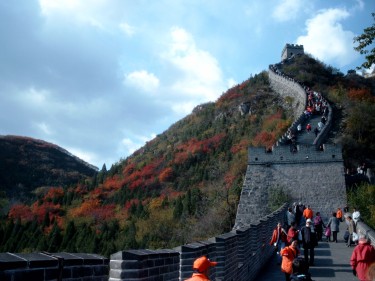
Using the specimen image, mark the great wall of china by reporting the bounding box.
[1,50,374,281]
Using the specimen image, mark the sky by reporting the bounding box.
[0,0,373,169]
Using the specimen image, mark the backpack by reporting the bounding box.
[313,216,321,226]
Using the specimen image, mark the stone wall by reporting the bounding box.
[109,204,288,281]
[0,252,108,281]
[234,144,347,228]
[268,66,306,118]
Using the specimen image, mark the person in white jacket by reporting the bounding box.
[352,207,361,225]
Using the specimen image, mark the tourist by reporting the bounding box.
[336,208,343,222]
[313,212,325,242]
[326,212,340,243]
[306,124,312,133]
[280,239,300,281]
[346,215,356,247]
[185,256,217,281]
[300,219,317,266]
[270,222,288,264]
[350,233,375,281]
[287,222,300,245]
[353,207,361,225]
[286,207,296,230]
[303,205,313,221]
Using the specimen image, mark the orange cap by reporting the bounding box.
[193,256,217,272]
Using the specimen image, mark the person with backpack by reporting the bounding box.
[313,212,325,242]
[280,239,300,281]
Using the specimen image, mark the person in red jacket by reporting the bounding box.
[287,222,300,245]
[350,234,375,281]
[270,222,288,264]
[280,239,300,281]
[185,256,217,281]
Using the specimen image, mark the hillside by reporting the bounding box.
[0,54,374,257]
[0,135,98,202]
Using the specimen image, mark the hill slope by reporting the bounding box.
[0,135,98,201]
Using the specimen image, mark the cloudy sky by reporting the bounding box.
[0,0,373,169]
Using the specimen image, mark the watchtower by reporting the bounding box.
[281,44,304,60]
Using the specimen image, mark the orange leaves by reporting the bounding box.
[8,199,63,225]
[159,167,174,183]
[230,139,249,154]
[252,110,291,148]
[216,86,241,107]
[348,88,374,102]
[31,201,62,223]
[102,175,126,191]
[44,187,64,201]
[252,131,276,148]
[69,198,116,221]
[8,204,33,222]
[224,172,236,189]
[174,133,226,164]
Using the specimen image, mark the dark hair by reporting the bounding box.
[332,212,336,217]
[292,258,309,274]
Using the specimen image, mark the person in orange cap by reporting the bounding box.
[185,256,217,281]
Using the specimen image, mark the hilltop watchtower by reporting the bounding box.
[281,44,304,60]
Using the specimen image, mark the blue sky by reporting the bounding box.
[0,0,373,169]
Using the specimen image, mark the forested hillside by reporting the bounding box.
[0,135,97,202]
[1,54,374,257]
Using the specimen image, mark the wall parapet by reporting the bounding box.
[248,144,343,165]
[108,204,288,281]
[0,252,108,281]
[357,221,375,247]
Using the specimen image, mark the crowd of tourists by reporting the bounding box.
[268,203,375,281]
[270,64,331,151]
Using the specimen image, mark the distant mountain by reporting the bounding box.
[0,135,97,201]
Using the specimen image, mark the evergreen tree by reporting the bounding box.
[48,221,62,252]
[60,221,77,251]
[173,197,183,219]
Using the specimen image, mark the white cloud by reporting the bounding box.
[121,133,156,155]
[162,27,225,104]
[119,22,136,37]
[24,87,50,106]
[272,0,304,22]
[38,0,107,28]
[297,8,358,67]
[66,146,98,166]
[124,70,160,93]
[227,78,237,89]
[35,122,53,135]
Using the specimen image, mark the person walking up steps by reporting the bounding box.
[300,219,317,266]
[327,212,340,243]
[280,239,300,281]
[270,222,288,264]
[350,233,375,281]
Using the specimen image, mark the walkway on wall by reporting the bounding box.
[295,114,322,145]
[256,221,357,281]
